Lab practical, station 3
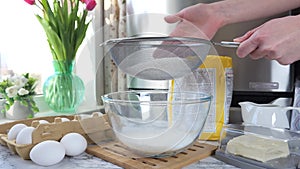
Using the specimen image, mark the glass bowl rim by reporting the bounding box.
[101,90,211,105]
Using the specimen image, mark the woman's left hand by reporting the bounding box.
[234,15,300,65]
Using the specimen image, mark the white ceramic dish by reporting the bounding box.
[239,101,300,129]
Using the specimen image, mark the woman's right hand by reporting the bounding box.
[234,15,300,65]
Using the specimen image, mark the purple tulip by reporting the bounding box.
[85,0,96,11]
[24,0,35,5]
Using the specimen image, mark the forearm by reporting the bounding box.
[210,0,300,27]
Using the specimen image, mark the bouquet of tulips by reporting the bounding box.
[23,0,96,112]
[24,0,97,65]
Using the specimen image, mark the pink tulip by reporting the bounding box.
[24,0,35,5]
[85,0,96,11]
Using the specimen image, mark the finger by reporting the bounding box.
[265,53,293,65]
[264,53,279,60]
[276,57,293,65]
[248,48,266,60]
[168,18,207,38]
[236,38,259,58]
[234,26,262,42]
[234,32,253,42]
[164,15,182,24]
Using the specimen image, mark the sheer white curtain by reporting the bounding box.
[102,0,127,94]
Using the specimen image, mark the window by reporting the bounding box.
[0,1,101,112]
[0,1,53,93]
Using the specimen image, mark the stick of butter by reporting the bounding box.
[226,134,290,162]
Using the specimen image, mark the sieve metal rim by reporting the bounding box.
[101,36,211,48]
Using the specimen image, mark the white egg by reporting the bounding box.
[16,127,35,144]
[39,120,49,124]
[94,112,103,116]
[60,118,70,122]
[60,133,87,156]
[78,114,92,119]
[30,140,65,166]
[7,123,27,140]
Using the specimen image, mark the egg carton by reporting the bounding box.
[0,113,114,160]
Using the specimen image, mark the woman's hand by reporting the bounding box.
[164,3,225,40]
[164,0,300,40]
[235,15,300,65]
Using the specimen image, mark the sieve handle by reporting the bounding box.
[213,41,240,48]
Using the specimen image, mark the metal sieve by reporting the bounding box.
[101,37,236,80]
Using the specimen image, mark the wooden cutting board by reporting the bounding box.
[86,141,217,169]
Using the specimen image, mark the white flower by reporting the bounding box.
[10,75,28,88]
[5,86,18,98]
[18,88,29,96]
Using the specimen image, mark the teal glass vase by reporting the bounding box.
[43,60,85,113]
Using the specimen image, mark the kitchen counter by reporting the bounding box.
[0,143,239,169]
[0,110,240,169]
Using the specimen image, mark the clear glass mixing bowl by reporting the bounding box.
[101,90,211,158]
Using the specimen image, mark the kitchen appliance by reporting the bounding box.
[126,0,298,106]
